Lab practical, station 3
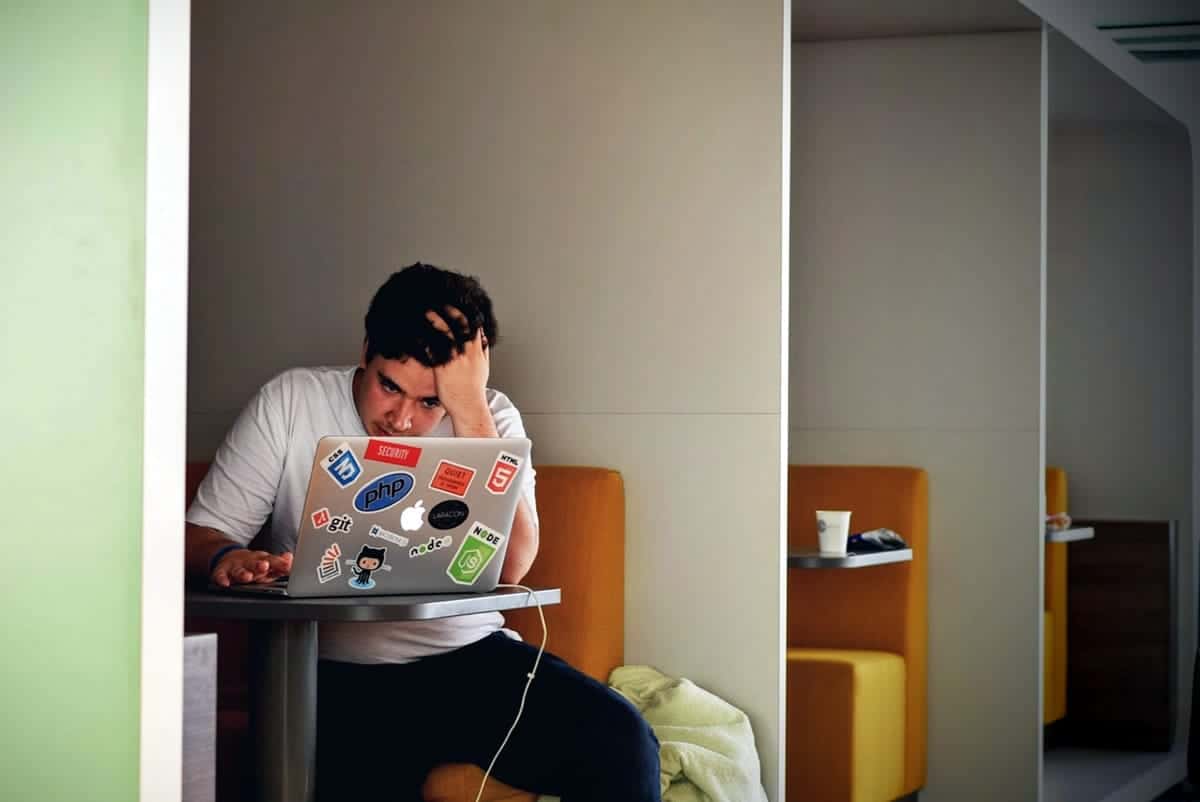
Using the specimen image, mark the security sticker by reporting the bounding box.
[327,514,353,534]
[369,523,410,547]
[347,544,391,590]
[364,439,422,468]
[428,499,469,530]
[408,535,453,558]
[485,451,522,495]
[322,442,363,488]
[317,543,342,583]
[446,522,505,585]
[311,507,332,529]
[429,460,476,498]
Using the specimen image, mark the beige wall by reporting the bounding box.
[189,1,789,796]
[790,32,1044,801]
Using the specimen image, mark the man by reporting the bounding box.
[184,263,660,802]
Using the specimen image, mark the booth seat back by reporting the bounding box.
[787,464,928,793]
[1044,466,1069,724]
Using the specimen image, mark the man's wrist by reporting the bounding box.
[449,399,498,437]
[208,543,244,575]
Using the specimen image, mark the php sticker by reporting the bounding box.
[322,442,363,488]
[428,499,469,530]
[446,522,505,585]
[368,523,409,547]
[486,451,522,495]
[317,543,342,583]
[311,507,332,529]
[409,535,453,558]
[429,460,476,498]
[364,439,422,468]
[347,544,391,590]
[353,471,416,513]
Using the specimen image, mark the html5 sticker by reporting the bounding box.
[429,460,476,498]
[364,439,422,468]
[486,451,522,495]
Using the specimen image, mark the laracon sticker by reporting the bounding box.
[317,543,342,583]
[311,507,332,529]
[429,460,475,497]
[446,522,505,585]
[322,442,363,488]
[486,451,522,495]
[369,523,409,547]
[409,535,453,558]
[327,513,353,534]
[347,544,391,590]
[353,471,415,513]
[428,499,469,530]
[364,439,422,468]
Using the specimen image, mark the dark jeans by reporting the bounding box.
[315,632,661,802]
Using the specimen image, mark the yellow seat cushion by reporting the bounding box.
[422,765,534,802]
[787,649,905,802]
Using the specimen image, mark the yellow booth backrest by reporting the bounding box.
[787,465,929,792]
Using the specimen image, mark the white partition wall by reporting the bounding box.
[790,32,1044,802]
[189,2,790,797]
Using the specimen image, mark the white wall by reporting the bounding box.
[189,1,789,797]
[1046,122,1192,520]
[790,32,1044,802]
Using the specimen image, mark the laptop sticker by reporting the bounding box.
[428,499,469,530]
[485,451,522,495]
[347,544,391,590]
[321,442,363,488]
[311,507,332,529]
[364,439,422,468]
[368,523,409,548]
[327,514,353,534]
[409,535,453,558]
[353,471,415,513]
[429,460,475,497]
[399,500,426,532]
[317,543,342,584]
[446,522,505,585]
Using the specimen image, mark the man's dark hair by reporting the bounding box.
[363,263,499,366]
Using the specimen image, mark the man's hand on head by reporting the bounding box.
[426,306,496,436]
[211,549,294,587]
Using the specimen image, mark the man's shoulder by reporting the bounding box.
[260,365,354,399]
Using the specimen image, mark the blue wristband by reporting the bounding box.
[208,543,244,576]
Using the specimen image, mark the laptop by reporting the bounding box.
[223,435,532,597]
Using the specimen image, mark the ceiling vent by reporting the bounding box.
[1098,19,1200,63]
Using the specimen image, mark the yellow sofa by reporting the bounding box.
[1044,467,1068,725]
[787,466,928,802]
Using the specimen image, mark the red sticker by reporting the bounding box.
[486,451,522,495]
[311,507,331,529]
[364,439,422,467]
[429,460,476,498]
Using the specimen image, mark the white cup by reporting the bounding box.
[816,510,852,555]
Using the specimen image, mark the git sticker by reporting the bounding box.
[317,543,342,584]
[446,522,505,585]
[322,442,362,488]
[429,460,476,498]
[327,514,353,534]
[311,507,332,529]
[486,451,522,495]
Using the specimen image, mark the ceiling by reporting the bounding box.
[1049,28,1180,125]
[792,0,1041,42]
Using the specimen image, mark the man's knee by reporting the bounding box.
[599,694,661,798]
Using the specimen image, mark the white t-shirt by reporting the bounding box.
[186,365,539,664]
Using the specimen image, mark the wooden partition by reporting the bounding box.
[1065,519,1177,751]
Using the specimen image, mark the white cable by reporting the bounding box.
[475,584,547,802]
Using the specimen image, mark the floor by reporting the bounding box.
[1044,746,1187,802]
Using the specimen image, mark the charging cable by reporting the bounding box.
[475,584,547,802]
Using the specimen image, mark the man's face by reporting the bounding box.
[354,352,448,437]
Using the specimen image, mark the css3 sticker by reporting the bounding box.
[446,522,505,585]
[354,472,415,513]
[322,442,362,488]
[486,451,522,495]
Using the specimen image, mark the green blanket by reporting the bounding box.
[538,665,769,802]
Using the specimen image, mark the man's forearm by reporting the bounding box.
[500,498,538,584]
[184,523,242,582]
